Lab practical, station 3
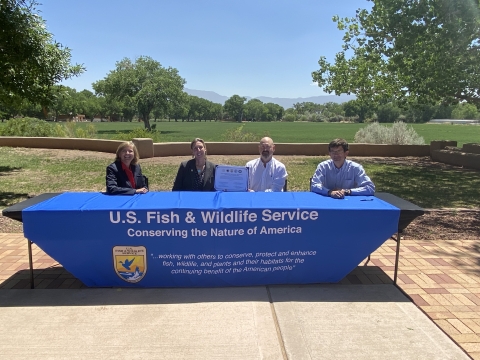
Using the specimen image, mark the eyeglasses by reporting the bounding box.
[329,149,345,155]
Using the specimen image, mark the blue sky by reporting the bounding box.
[40,0,369,98]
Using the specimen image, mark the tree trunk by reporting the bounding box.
[141,112,152,130]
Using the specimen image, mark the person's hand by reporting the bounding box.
[329,189,345,199]
[248,189,254,192]
[135,187,148,194]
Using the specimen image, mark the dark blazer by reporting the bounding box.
[172,159,216,191]
[106,161,148,195]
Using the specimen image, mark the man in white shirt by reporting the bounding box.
[246,137,288,192]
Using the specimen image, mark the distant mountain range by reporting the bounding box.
[184,88,355,109]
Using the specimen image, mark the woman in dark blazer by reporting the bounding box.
[106,141,149,195]
[172,138,216,191]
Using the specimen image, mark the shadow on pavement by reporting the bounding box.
[0,266,410,307]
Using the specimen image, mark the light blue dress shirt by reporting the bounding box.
[311,159,375,196]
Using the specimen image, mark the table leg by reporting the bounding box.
[393,231,401,284]
[28,240,34,289]
[364,255,371,265]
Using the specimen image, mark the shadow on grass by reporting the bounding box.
[156,130,179,135]
[366,165,480,208]
[0,166,22,175]
[0,192,30,207]
[96,129,132,135]
[96,129,180,136]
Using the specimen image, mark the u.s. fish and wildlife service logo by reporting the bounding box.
[113,246,147,283]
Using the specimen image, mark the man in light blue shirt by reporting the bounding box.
[311,138,375,199]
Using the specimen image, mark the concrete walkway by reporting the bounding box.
[0,233,477,359]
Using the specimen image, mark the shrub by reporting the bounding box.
[0,117,58,137]
[452,103,479,120]
[304,112,323,122]
[376,103,402,123]
[282,113,296,122]
[62,122,97,138]
[327,115,344,123]
[221,125,266,142]
[112,127,162,142]
[354,121,425,145]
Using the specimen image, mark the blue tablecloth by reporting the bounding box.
[23,192,400,287]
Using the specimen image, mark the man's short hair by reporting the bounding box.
[328,138,349,152]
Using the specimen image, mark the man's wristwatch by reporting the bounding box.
[344,189,351,196]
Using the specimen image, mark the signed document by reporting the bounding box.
[214,165,249,192]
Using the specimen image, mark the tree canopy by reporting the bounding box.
[223,95,246,122]
[312,0,480,107]
[0,0,84,108]
[93,56,185,130]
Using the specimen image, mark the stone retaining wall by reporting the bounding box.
[0,137,124,153]
[431,141,480,170]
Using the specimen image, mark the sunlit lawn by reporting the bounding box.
[0,147,479,209]
[1,120,478,146]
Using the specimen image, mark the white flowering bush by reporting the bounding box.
[354,121,425,145]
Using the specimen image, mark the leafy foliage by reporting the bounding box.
[0,0,84,107]
[376,103,402,123]
[0,117,98,138]
[0,117,59,137]
[282,113,297,122]
[312,0,480,107]
[220,124,266,142]
[93,56,185,130]
[354,121,425,145]
[223,95,246,121]
[291,101,346,122]
[112,127,162,142]
[62,122,97,138]
[451,103,479,120]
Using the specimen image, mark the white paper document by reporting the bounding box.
[214,165,249,192]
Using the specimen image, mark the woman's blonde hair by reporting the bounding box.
[190,138,207,158]
[190,137,206,150]
[115,141,139,165]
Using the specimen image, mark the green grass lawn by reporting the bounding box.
[61,121,480,146]
[0,147,479,209]
[1,120,478,146]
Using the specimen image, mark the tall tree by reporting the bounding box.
[0,0,84,108]
[244,99,266,121]
[343,99,373,122]
[93,56,185,130]
[264,102,284,121]
[312,0,480,107]
[223,95,246,122]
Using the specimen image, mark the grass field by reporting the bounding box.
[0,147,479,210]
[1,120,479,146]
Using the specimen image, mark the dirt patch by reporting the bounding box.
[0,215,23,233]
[401,210,480,240]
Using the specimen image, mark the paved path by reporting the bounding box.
[1,233,479,359]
